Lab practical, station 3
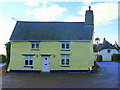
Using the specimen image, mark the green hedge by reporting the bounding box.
[112,54,120,62]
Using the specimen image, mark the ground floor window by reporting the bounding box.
[61,54,70,66]
[24,56,33,67]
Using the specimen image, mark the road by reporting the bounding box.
[2,62,119,88]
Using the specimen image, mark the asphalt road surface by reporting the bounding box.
[2,62,119,88]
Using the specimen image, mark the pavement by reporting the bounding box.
[1,62,120,88]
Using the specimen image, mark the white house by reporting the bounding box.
[96,38,120,61]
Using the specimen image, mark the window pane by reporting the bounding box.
[66,55,69,59]
[61,55,65,59]
[25,60,28,65]
[25,56,29,59]
[32,44,35,48]
[45,58,47,60]
[36,44,39,48]
[107,50,110,53]
[62,59,65,65]
[29,56,33,60]
[30,60,33,65]
[66,59,69,65]
[66,43,69,49]
[62,43,65,49]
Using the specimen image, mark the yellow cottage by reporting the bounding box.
[8,6,94,72]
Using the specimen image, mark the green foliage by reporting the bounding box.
[95,37,100,44]
[93,44,97,52]
[91,61,99,73]
[5,42,11,64]
[0,54,7,63]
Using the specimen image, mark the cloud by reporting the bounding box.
[0,0,48,7]
[24,4,67,21]
[82,0,94,4]
[41,0,48,8]
[24,0,40,6]
[64,15,84,22]
[24,9,32,15]
[24,2,118,26]
[91,3,118,26]
[74,3,118,26]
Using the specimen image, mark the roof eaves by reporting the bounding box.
[10,40,91,42]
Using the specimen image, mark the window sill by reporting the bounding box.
[31,49,39,50]
[61,49,70,51]
[24,66,33,68]
[61,65,70,67]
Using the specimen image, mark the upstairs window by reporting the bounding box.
[31,42,40,50]
[24,56,33,67]
[61,55,70,67]
[61,42,70,50]
[107,50,111,53]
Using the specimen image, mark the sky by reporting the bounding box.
[0,0,119,55]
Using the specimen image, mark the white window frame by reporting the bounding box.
[31,42,40,50]
[61,55,70,66]
[61,42,70,50]
[24,56,33,67]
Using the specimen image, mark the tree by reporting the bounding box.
[95,38,100,45]
[0,54,7,63]
[5,42,11,65]
[93,44,97,52]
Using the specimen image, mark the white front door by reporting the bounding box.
[41,56,50,72]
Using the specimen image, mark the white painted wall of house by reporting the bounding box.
[100,49,119,61]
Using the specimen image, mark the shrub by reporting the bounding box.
[0,54,7,63]
[91,61,99,73]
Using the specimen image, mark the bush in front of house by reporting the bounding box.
[112,54,120,62]
[96,55,102,62]
[91,61,99,73]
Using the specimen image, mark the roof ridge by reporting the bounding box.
[17,21,85,23]
[96,40,117,51]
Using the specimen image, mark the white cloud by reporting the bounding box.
[24,9,32,15]
[75,3,118,26]
[82,0,93,4]
[24,4,67,21]
[24,0,40,6]
[41,0,48,8]
[92,3,118,26]
[64,15,84,22]
[24,2,118,26]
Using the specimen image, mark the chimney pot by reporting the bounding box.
[89,6,91,10]
[103,38,106,42]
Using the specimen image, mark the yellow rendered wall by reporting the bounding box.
[9,41,94,70]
